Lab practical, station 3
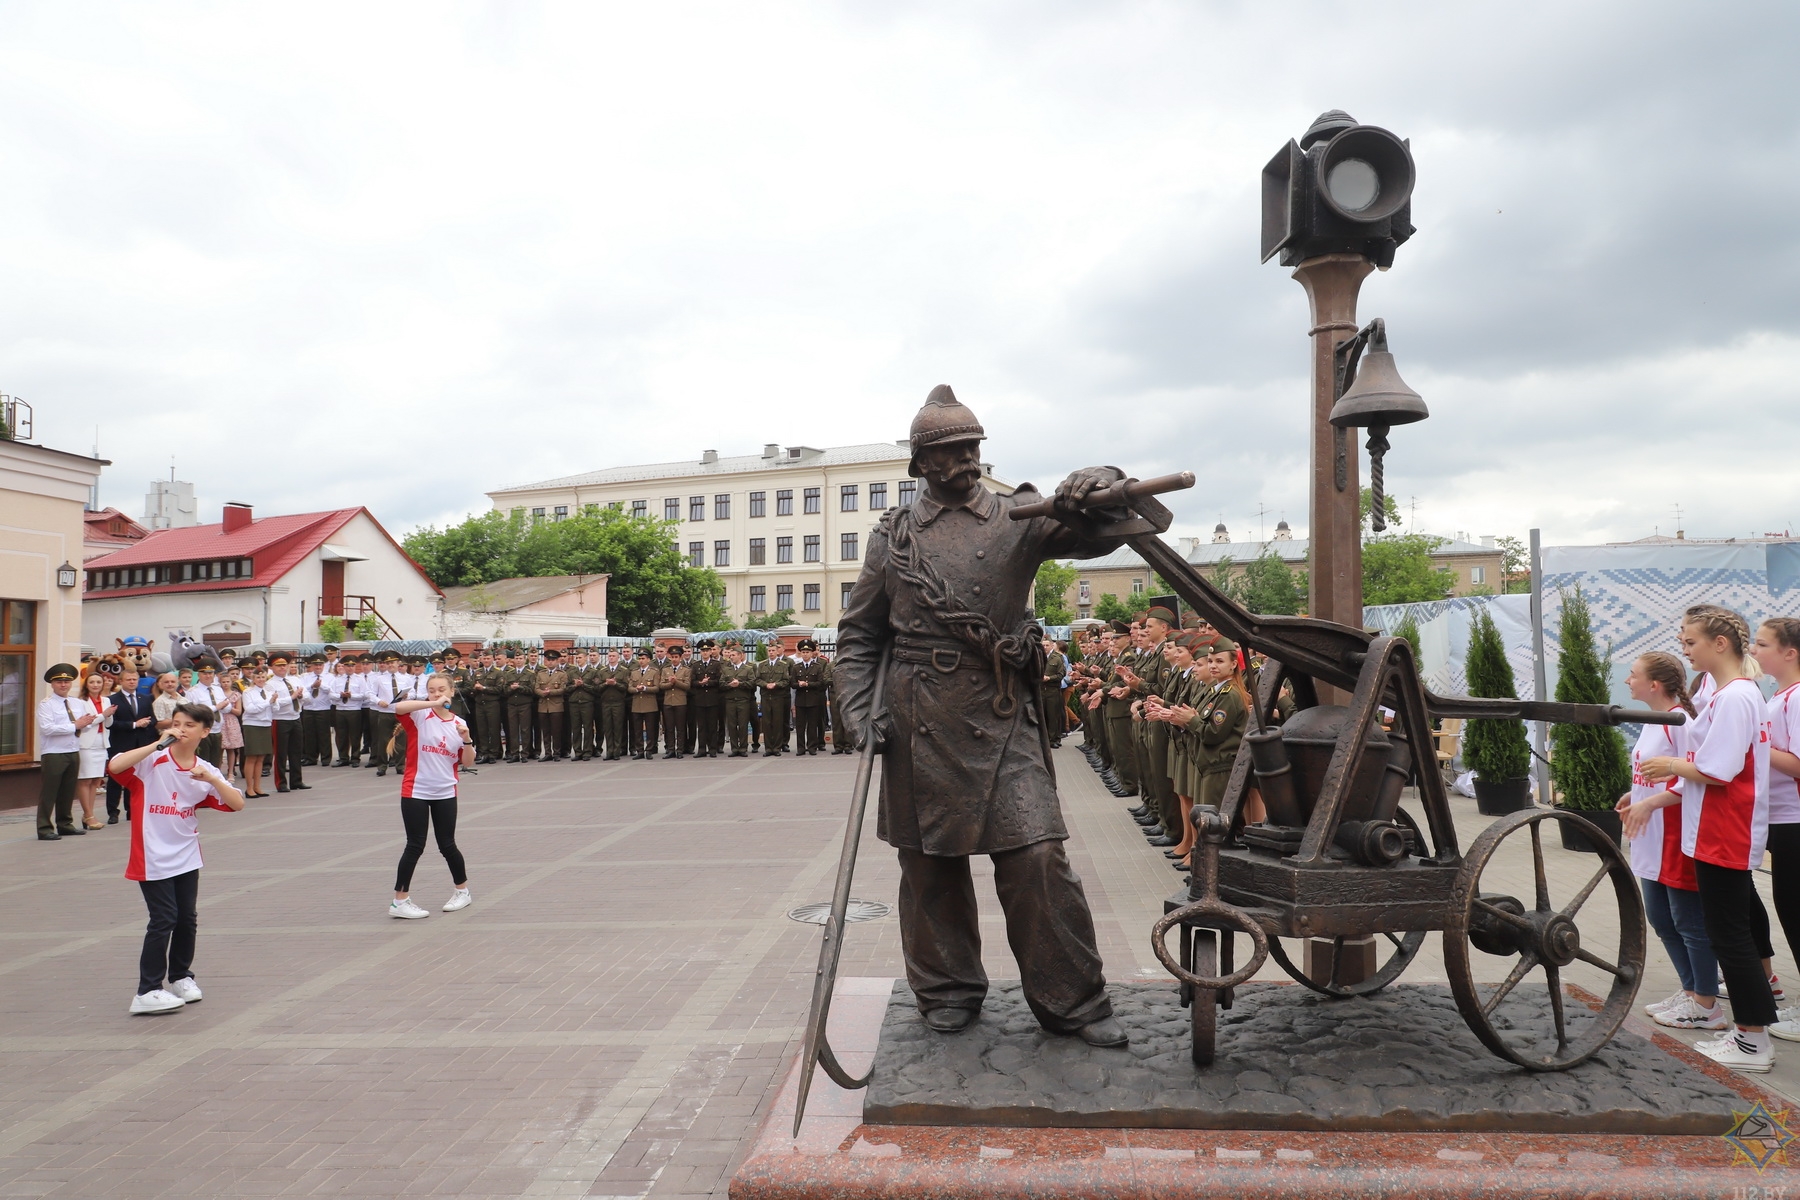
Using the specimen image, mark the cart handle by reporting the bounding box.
[1151,898,1269,991]
[1007,471,1195,521]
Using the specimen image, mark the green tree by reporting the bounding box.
[1362,533,1457,605]
[1239,547,1301,615]
[403,507,726,636]
[1393,613,1422,664]
[1463,608,1532,783]
[318,616,347,643]
[1033,560,1078,625]
[1549,586,1631,810]
[1209,556,1248,607]
[1093,593,1132,623]
[352,615,381,641]
[1496,534,1532,594]
[1359,486,1403,534]
[744,608,795,631]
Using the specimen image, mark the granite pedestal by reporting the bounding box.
[729,978,1800,1199]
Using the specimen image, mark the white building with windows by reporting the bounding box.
[487,442,1013,627]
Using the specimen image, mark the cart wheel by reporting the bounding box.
[1444,808,1645,1070]
[1267,929,1427,997]
[1191,930,1218,1067]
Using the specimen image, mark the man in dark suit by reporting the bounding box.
[105,669,158,823]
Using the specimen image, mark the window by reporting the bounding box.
[531,507,546,522]
[1,599,39,762]
[841,533,858,560]
[803,535,821,563]
[749,538,766,565]
[688,541,705,567]
[665,498,681,521]
[715,494,730,520]
[776,536,793,564]
[841,582,854,609]
[1132,578,1144,595]
[714,540,730,567]
[632,499,647,519]
[803,487,821,514]
[869,482,888,510]
[898,479,917,506]
[776,584,793,610]
[776,489,793,516]
[840,484,859,512]
[553,505,568,521]
[1471,566,1487,585]
[749,491,766,518]
[803,583,821,611]
[689,496,706,522]
[1078,580,1091,604]
[181,563,193,582]
[749,586,767,612]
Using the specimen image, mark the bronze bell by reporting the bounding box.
[1329,319,1428,430]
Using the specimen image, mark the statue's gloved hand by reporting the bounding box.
[1053,466,1125,511]
[846,712,894,755]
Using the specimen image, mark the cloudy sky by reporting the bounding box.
[6,1,1797,549]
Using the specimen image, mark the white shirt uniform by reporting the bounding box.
[184,683,229,721]
[367,672,400,713]
[400,673,428,701]
[36,695,82,755]
[240,685,273,728]
[114,749,233,881]
[297,670,336,712]
[264,673,303,721]
[331,672,367,710]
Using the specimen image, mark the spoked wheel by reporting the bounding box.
[1189,930,1218,1066]
[1445,808,1645,1070]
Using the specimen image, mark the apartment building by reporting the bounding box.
[487,442,1012,626]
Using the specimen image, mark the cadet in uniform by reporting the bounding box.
[567,649,598,760]
[502,648,536,762]
[627,648,662,758]
[471,649,504,763]
[791,639,829,755]
[331,654,365,766]
[1040,634,1068,749]
[659,644,691,759]
[721,641,758,757]
[596,648,629,759]
[534,649,569,761]
[756,646,792,756]
[689,639,725,757]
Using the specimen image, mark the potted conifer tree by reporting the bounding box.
[1550,586,1632,851]
[1463,608,1535,814]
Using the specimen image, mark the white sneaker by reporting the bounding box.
[1717,975,1786,1003]
[1654,998,1728,1030]
[166,977,203,1003]
[129,989,185,1014]
[1643,989,1687,1016]
[443,888,472,912]
[389,898,430,919]
[1771,1018,1800,1043]
[1699,1033,1774,1073]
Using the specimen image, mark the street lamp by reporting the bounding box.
[56,561,78,589]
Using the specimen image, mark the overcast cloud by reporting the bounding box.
[5,0,1797,549]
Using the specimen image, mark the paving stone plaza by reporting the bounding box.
[3,746,1796,1197]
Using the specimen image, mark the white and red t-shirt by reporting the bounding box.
[112,749,234,881]
[1680,676,1772,871]
[1769,682,1800,825]
[1627,718,1694,888]
[400,707,466,800]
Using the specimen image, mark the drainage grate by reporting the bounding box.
[787,899,891,925]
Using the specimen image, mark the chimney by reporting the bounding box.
[701,449,718,465]
[222,502,253,534]
[763,443,780,459]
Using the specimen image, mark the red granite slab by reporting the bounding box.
[730,979,1800,1199]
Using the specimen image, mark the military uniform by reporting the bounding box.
[596,654,630,759]
[659,649,692,758]
[502,654,536,762]
[756,653,792,755]
[1040,644,1068,748]
[533,650,569,761]
[627,653,662,757]
[721,647,758,756]
[689,641,725,757]
[567,653,598,760]
[827,655,852,753]
[791,643,830,755]
[1100,628,1138,796]
[472,655,505,762]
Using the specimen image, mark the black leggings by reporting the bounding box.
[1694,859,1779,1027]
[396,795,467,893]
[1765,822,1800,966]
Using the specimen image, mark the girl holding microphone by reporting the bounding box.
[389,673,476,920]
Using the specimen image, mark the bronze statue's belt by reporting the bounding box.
[892,635,996,674]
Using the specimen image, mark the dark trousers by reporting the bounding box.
[368,713,397,770]
[1694,858,1779,1027]
[795,704,826,754]
[763,690,790,751]
[1041,688,1066,742]
[600,702,627,757]
[273,719,303,788]
[334,709,363,761]
[694,702,723,754]
[37,751,79,834]
[475,701,503,760]
[1105,711,1137,791]
[537,709,565,759]
[569,696,596,756]
[1767,822,1800,966]
[895,840,1112,1032]
[661,705,687,755]
[197,733,222,768]
[301,710,333,763]
[724,696,753,753]
[138,869,200,994]
[630,710,659,755]
[396,795,467,892]
[505,703,533,759]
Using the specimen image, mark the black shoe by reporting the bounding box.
[763,751,777,757]
[38,831,60,841]
[1147,836,1177,847]
[1128,806,1149,817]
[1172,860,1192,871]
[464,767,478,775]
[107,814,119,825]
[374,768,386,778]
[293,783,312,790]
[57,825,85,836]
[277,786,291,794]
[923,1007,977,1033]
[1142,826,1165,838]
[349,761,361,768]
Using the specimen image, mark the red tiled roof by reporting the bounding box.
[84,507,439,598]
[83,507,150,546]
